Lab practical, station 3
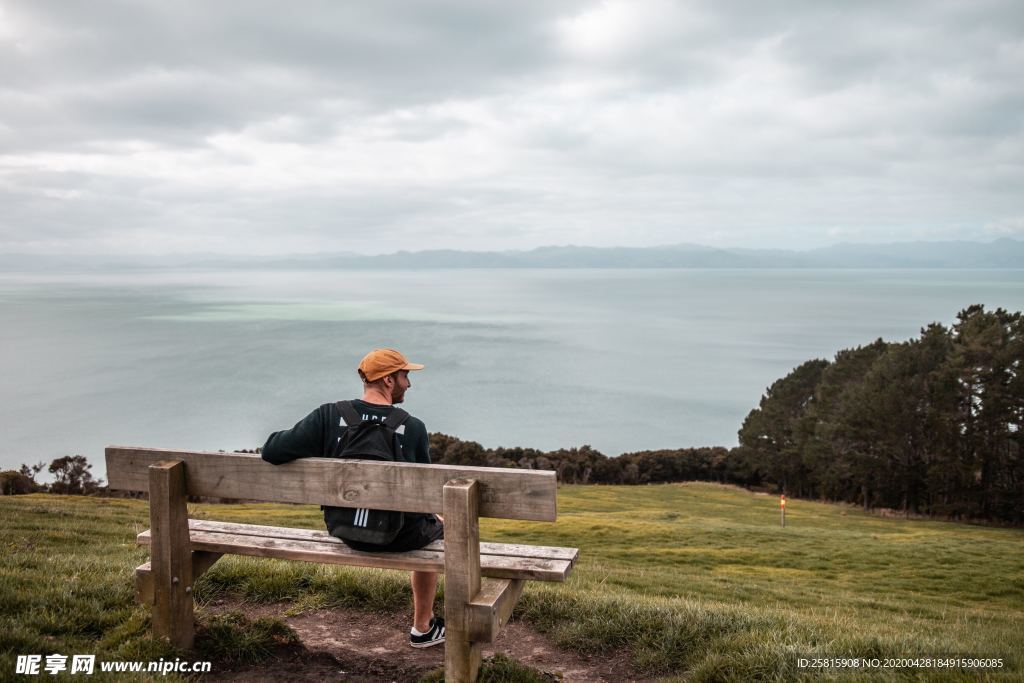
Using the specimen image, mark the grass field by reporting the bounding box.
[2,483,1022,681]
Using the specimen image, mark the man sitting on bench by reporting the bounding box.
[261,347,446,649]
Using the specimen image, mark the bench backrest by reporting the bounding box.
[105,446,557,522]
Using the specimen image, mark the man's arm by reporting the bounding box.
[262,406,328,464]
[409,417,431,464]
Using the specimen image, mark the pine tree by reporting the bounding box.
[943,306,1023,518]
[806,339,889,509]
[738,358,829,495]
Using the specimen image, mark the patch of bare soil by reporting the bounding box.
[201,600,648,682]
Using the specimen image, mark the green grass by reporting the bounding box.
[1,496,181,681]
[503,484,1023,680]
[2,485,1022,681]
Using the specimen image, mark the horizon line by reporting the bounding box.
[2,236,1021,260]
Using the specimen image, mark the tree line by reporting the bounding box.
[736,304,1022,523]
[5,305,1020,523]
[426,435,739,487]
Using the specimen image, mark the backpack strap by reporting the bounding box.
[384,407,410,430]
[335,400,362,427]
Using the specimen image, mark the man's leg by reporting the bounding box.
[411,570,438,632]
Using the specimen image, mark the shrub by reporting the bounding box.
[0,470,38,495]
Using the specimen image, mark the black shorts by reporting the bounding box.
[341,513,444,553]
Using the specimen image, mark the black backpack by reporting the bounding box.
[322,400,409,545]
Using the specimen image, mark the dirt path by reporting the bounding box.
[203,600,647,682]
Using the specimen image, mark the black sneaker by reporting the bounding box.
[410,617,445,649]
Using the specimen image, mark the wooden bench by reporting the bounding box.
[106,446,578,682]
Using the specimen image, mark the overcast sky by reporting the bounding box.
[1,0,1022,256]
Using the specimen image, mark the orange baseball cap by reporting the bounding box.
[358,348,425,382]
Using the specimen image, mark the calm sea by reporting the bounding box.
[1,268,1021,481]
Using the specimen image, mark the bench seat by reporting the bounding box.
[137,519,577,581]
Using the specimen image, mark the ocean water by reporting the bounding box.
[1,268,1021,481]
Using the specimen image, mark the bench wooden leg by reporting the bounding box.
[149,460,194,650]
[468,578,525,642]
[135,551,223,606]
[443,479,482,683]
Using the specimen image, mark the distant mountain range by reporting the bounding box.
[2,238,1022,270]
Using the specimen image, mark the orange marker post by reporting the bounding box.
[780,494,786,528]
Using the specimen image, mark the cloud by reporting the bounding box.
[1,0,1022,254]
[984,216,1024,237]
